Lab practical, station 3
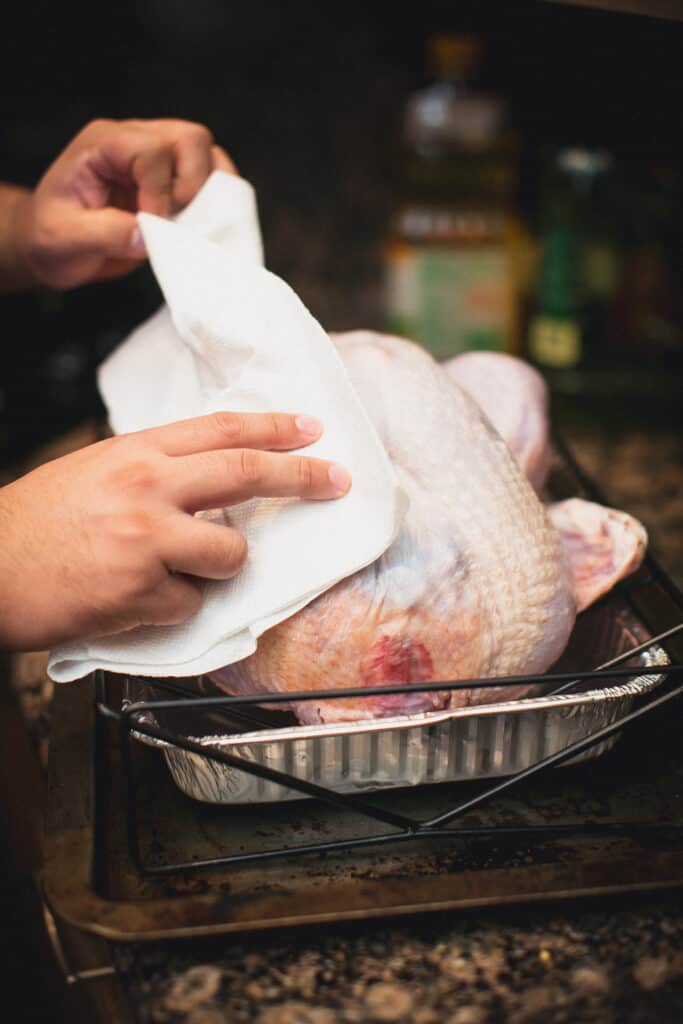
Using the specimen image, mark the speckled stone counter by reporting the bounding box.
[8,417,683,1024]
[112,895,683,1024]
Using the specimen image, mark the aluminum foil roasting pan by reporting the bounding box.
[126,601,668,804]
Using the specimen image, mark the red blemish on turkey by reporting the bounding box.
[360,636,445,714]
[361,635,433,686]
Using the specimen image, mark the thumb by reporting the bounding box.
[64,207,147,261]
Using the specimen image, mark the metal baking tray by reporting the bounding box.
[43,597,683,943]
[127,601,668,805]
[42,433,683,941]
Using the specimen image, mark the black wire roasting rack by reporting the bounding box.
[92,437,683,879]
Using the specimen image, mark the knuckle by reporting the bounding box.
[297,457,315,491]
[136,140,172,169]
[180,583,203,618]
[184,122,213,147]
[168,582,202,624]
[112,455,162,497]
[117,509,157,547]
[211,411,244,447]
[104,429,133,449]
[269,414,284,444]
[28,216,62,262]
[225,530,248,570]
[237,448,263,487]
[105,433,150,465]
[102,558,157,613]
[106,432,138,455]
[126,569,156,604]
[212,144,237,172]
[81,117,115,139]
[86,577,141,628]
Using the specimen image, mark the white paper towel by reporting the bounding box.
[48,172,406,682]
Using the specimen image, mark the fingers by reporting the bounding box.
[142,126,237,212]
[24,204,143,288]
[79,119,235,216]
[138,410,323,457]
[172,125,214,209]
[136,412,351,511]
[159,516,248,580]
[28,119,238,287]
[74,123,176,217]
[170,449,351,512]
[61,206,142,258]
[139,574,204,627]
[211,144,237,175]
[143,121,236,185]
[132,142,176,217]
[119,518,246,631]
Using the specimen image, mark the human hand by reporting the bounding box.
[10,118,235,289]
[0,411,350,650]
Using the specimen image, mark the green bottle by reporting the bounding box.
[528,149,617,372]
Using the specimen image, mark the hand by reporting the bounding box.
[10,118,235,289]
[0,412,351,651]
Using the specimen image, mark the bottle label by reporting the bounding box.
[386,243,512,359]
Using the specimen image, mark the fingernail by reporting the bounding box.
[328,464,351,494]
[295,414,323,438]
[128,227,146,258]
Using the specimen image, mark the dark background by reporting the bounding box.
[1,0,682,465]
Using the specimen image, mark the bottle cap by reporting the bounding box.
[557,149,612,177]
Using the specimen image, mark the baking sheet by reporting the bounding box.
[43,640,683,942]
[42,438,683,940]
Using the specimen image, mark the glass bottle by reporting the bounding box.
[527,148,618,376]
[384,34,526,359]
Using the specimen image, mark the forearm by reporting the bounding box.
[0,184,36,293]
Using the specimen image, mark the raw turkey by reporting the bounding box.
[441,350,647,613]
[211,332,647,724]
[443,350,551,493]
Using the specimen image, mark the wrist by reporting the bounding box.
[0,485,29,650]
[0,185,39,293]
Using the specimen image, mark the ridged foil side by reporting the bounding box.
[125,605,669,804]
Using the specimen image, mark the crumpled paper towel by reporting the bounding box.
[48,172,406,682]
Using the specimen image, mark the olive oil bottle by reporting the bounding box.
[385,35,528,359]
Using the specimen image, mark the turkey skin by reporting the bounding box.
[211,332,587,724]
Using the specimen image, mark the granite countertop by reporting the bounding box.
[7,416,683,1024]
[113,895,683,1024]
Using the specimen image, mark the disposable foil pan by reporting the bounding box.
[126,602,669,804]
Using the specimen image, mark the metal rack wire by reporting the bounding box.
[95,652,683,875]
[93,438,683,877]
